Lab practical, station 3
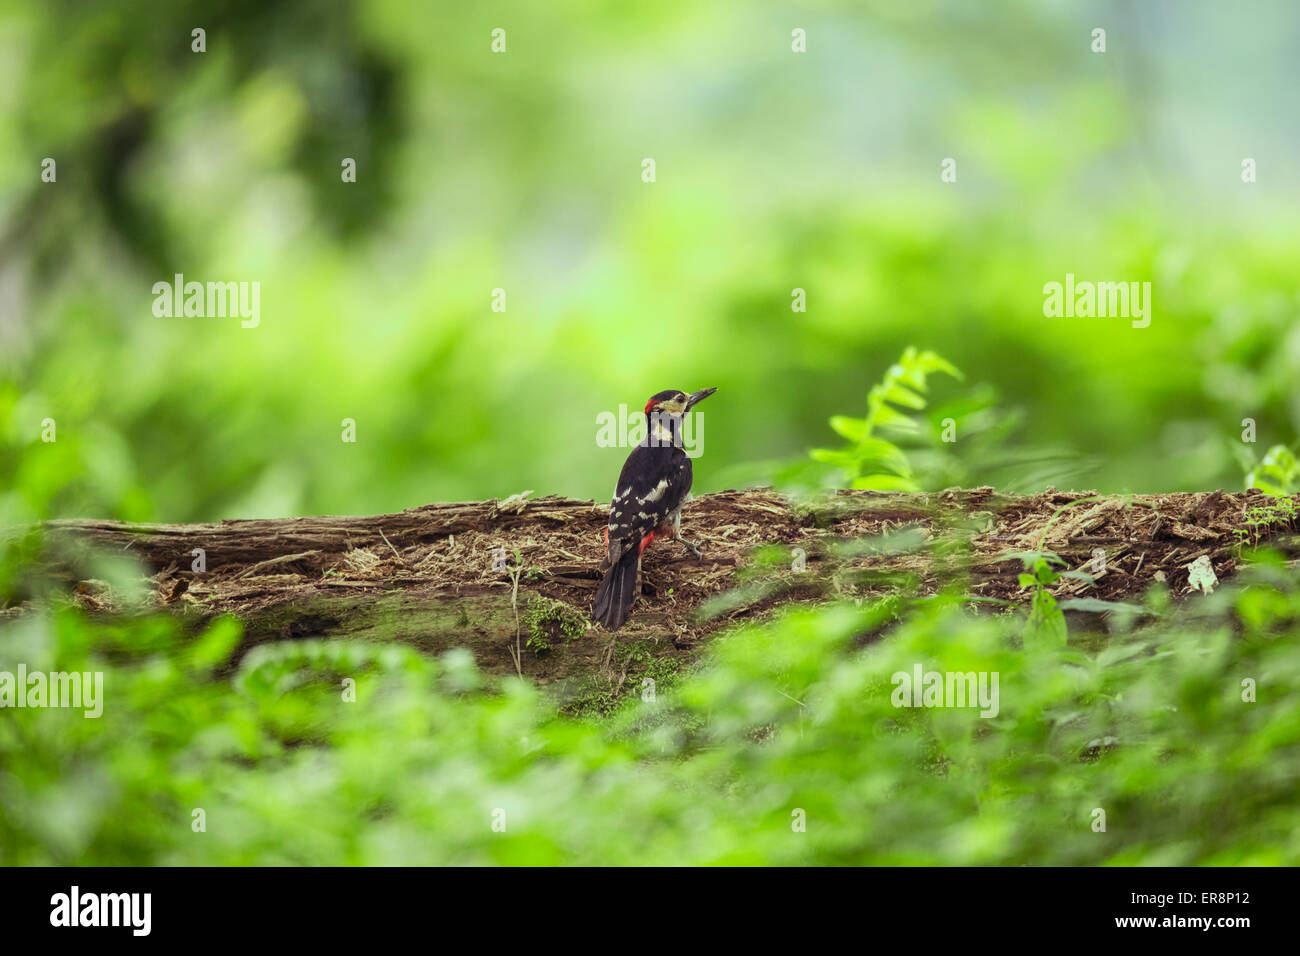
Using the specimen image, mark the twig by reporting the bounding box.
[507,563,524,677]
[378,529,406,566]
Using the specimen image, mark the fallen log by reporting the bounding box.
[20,487,1297,711]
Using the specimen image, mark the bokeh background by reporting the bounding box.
[3,0,1299,524]
[4,1,1300,870]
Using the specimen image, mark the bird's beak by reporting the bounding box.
[685,387,717,410]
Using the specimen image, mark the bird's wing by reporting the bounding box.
[605,446,691,562]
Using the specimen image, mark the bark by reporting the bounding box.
[26,487,1295,710]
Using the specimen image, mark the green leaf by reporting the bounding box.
[187,616,244,672]
[882,381,927,409]
[828,415,868,442]
[810,448,859,468]
[871,404,921,433]
[854,437,913,477]
[915,350,964,380]
[1246,444,1300,495]
[1024,588,1068,648]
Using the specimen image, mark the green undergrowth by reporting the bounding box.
[3,544,1299,864]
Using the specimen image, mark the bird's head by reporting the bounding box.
[643,387,717,419]
[642,387,716,447]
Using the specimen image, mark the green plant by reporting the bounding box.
[1004,550,1072,647]
[1246,444,1300,496]
[1004,539,1151,648]
[7,543,1300,865]
[810,348,961,490]
[1234,497,1298,550]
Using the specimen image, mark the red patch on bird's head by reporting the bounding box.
[643,389,683,415]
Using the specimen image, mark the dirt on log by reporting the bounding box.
[28,486,1296,709]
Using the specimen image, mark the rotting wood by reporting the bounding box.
[16,487,1298,697]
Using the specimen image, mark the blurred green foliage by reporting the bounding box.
[3,0,1300,869]
[3,555,1299,865]
[1246,444,1300,497]
[3,1,1300,522]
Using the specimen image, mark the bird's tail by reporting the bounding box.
[592,548,639,630]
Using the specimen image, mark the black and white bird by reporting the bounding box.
[591,387,717,630]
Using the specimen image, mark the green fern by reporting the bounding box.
[811,347,962,490]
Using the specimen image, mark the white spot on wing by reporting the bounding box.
[639,479,669,505]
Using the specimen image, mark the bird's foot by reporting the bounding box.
[678,538,704,559]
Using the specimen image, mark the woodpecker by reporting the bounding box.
[592,387,718,631]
